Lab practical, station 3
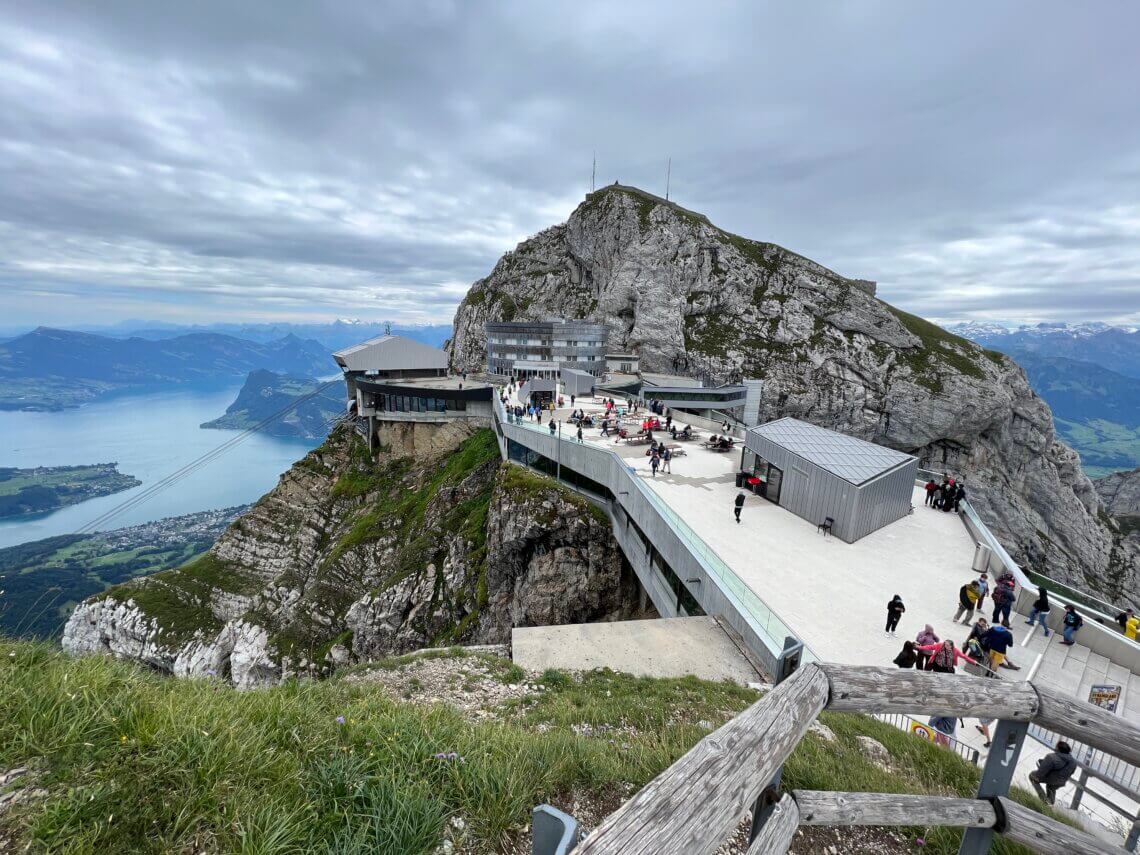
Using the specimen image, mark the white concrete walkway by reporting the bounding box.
[511,616,763,684]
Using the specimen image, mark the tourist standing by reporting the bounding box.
[734,491,745,524]
[914,625,939,670]
[650,450,660,477]
[1025,586,1051,636]
[662,446,672,474]
[1128,613,1140,641]
[548,419,556,436]
[991,576,1015,628]
[893,641,917,668]
[953,580,980,624]
[885,595,906,637]
[924,479,938,507]
[1061,605,1083,646]
[576,425,583,443]
[974,572,989,611]
[953,482,966,512]
[1030,743,1077,805]
[941,478,956,513]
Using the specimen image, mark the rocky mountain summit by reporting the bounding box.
[62,423,644,687]
[448,184,1136,604]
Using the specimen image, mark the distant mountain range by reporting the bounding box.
[201,370,343,439]
[0,327,334,411]
[946,322,1140,379]
[946,322,1140,476]
[66,319,452,352]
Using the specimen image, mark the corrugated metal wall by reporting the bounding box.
[745,434,916,542]
[849,459,919,541]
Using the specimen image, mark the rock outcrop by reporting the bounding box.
[448,184,1136,603]
[1097,468,1140,518]
[63,424,644,687]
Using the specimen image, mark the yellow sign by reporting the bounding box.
[910,723,934,742]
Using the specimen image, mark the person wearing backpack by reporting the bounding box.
[991,578,1015,628]
[1061,605,1084,645]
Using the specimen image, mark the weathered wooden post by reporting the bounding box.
[958,718,1029,855]
[748,636,804,845]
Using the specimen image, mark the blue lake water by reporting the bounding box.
[0,385,320,548]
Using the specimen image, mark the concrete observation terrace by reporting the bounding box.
[499,390,1140,839]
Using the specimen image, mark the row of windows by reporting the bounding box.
[490,353,599,361]
[370,393,467,413]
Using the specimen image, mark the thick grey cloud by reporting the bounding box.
[1,1,1138,328]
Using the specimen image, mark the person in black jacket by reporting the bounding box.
[1025,586,1051,636]
[1030,743,1077,805]
[953,482,966,512]
[734,491,745,524]
[893,640,917,668]
[885,595,905,637]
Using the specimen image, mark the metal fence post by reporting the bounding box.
[532,805,581,855]
[748,637,803,844]
[958,718,1029,855]
[1069,768,1089,810]
[1126,817,1140,852]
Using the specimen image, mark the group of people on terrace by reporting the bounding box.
[923,473,966,513]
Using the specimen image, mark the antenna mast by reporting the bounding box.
[591,151,596,192]
[665,156,671,201]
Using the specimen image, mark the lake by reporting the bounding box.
[0,384,321,548]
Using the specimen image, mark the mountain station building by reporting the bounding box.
[485,319,608,378]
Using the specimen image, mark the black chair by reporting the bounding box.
[817,517,834,537]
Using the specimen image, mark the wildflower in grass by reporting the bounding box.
[205,668,217,678]
[119,735,127,744]
[335,715,346,725]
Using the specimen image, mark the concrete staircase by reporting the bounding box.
[1020,623,1140,722]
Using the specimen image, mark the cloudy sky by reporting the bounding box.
[2,1,1138,330]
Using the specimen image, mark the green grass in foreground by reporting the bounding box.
[0,640,1058,854]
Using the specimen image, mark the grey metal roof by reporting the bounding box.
[332,335,448,372]
[749,417,916,486]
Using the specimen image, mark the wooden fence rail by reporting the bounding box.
[573,663,1139,855]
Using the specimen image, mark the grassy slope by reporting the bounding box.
[0,640,1059,854]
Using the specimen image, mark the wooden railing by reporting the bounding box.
[573,664,1139,855]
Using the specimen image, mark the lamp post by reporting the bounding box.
[556,418,561,482]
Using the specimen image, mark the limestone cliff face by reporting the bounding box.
[1097,468,1140,518]
[448,184,1135,603]
[62,423,643,687]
